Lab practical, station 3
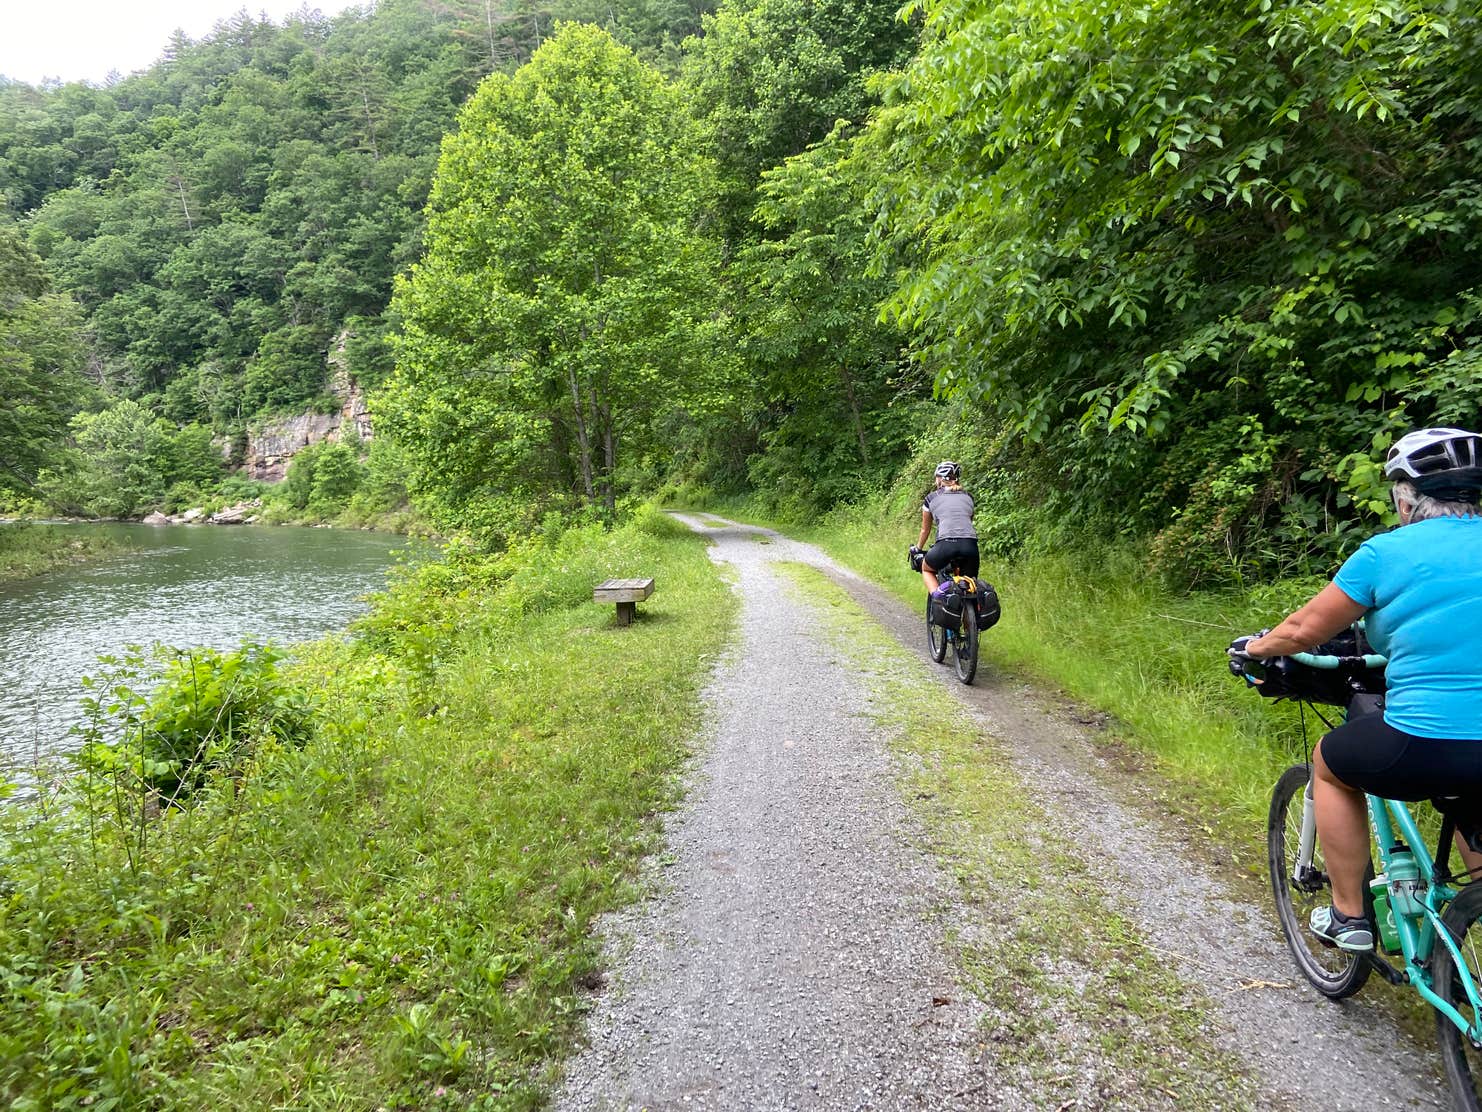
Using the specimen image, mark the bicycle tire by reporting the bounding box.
[953,603,978,685]
[1267,763,1371,999]
[1434,882,1482,1111]
[926,597,947,663]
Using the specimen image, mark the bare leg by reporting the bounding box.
[1313,739,1370,919]
[921,565,940,594]
[1456,834,1482,879]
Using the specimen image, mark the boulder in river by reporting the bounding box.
[209,499,263,525]
[142,511,170,525]
[181,508,206,523]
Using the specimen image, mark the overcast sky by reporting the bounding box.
[0,1,366,86]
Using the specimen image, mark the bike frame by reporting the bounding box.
[1295,777,1482,1040]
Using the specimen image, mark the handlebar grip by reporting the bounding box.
[1288,651,1388,670]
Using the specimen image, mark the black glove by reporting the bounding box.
[908,545,924,572]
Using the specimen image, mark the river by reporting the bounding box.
[0,523,414,776]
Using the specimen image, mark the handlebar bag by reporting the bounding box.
[1248,630,1387,706]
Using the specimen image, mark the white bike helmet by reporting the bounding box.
[1384,427,1482,494]
[934,460,961,482]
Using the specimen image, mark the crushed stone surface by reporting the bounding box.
[553,515,1447,1111]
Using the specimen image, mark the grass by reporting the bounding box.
[0,523,130,581]
[0,507,735,1110]
[779,563,1257,1108]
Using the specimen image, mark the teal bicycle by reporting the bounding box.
[1232,638,1482,1109]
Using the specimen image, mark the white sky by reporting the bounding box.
[0,1,367,86]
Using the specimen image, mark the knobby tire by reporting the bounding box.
[1435,883,1482,1111]
[954,604,978,685]
[926,597,947,664]
[1267,763,1371,999]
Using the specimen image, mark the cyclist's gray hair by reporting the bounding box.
[1391,480,1482,522]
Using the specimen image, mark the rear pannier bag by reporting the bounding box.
[974,579,1001,630]
[930,582,966,627]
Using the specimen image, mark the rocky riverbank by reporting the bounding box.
[141,500,262,526]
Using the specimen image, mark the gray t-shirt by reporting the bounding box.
[923,487,976,540]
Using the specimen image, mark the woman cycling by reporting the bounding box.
[1236,428,1482,952]
[914,460,979,593]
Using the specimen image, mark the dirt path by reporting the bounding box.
[554,515,1445,1111]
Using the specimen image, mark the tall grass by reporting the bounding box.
[0,507,734,1109]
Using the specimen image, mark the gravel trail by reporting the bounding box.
[555,514,1446,1111]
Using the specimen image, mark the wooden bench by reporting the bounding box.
[594,577,655,626]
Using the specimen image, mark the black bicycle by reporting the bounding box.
[912,547,999,685]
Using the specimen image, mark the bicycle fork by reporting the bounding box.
[1295,778,1322,886]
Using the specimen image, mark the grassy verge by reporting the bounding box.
[780,563,1256,1108]
[0,507,733,1109]
[0,523,130,582]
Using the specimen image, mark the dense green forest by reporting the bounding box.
[4,0,1481,578]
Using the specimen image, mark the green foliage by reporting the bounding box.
[76,643,316,803]
[0,523,127,580]
[47,399,225,517]
[732,127,925,509]
[0,224,90,495]
[873,0,1482,579]
[384,23,722,532]
[681,0,917,241]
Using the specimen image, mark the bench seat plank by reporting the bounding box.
[593,577,655,603]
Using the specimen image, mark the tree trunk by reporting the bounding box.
[601,403,616,526]
[839,363,870,466]
[358,81,381,159]
[565,367,595,501]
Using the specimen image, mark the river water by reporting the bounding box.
[0,523,413,774]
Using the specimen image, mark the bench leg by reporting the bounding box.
[616,601,636,626]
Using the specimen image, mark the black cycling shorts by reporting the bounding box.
[1320,714,1482,801]
[925,537,979,578]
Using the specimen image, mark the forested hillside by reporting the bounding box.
[4,0,1481,581]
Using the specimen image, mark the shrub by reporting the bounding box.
[77,643,317,802]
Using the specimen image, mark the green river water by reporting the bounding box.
[0,523,412,773]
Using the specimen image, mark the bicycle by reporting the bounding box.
[911,546,999,685]
[1230,636,1482,1110]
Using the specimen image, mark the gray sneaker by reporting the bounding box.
[1310,905,1374,952]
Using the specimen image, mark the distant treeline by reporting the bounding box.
[5,0,1481,582]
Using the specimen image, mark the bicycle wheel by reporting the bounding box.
[953,604,978,684]
[926,598,947,663]
[1434,883,1482,1111]
[1267,763,1371,999]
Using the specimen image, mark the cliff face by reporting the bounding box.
[239,335,374,483]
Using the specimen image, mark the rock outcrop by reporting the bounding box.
[239,331,374,483]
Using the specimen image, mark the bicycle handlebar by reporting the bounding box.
[1288,650,1389,670]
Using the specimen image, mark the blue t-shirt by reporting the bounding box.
[1333,516,1482,738]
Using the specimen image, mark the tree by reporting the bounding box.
[732,126,919,507]
[0,225,90,495]
[872,0,1482,577]
[383,23,721,530]
[682,0,917,244]
[63,399,173,517]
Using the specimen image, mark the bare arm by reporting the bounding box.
[1246,583,1368,658]
[917,509,933,550]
